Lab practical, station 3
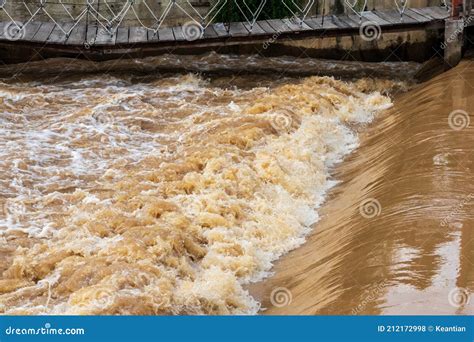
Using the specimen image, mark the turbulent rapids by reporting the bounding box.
[0,66,397,314]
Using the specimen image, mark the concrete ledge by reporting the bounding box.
[444,18,464,69]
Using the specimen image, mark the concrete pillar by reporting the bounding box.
[443,18,464,69]
[464,0,473,15]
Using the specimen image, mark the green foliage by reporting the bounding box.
[213,0,301,23]
[353,0,367,12]
[332,0,345,14]
[340,0,367,13]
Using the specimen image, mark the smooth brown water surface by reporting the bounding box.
[250,60,474,315]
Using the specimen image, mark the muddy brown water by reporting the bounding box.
[0,55,471,315]
[250,59,474,315]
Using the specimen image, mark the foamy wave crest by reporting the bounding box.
[0,73,392,314]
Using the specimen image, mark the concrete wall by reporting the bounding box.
[0,0,445,27]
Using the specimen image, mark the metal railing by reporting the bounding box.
[0,0,450,41]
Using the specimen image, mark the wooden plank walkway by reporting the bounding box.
[0,7,451,48]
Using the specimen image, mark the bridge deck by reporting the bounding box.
[0,7,450,49]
